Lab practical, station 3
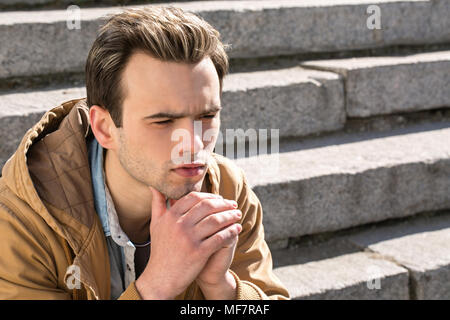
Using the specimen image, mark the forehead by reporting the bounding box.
[121,52,221,115]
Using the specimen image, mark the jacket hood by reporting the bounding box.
[2,98,95,254]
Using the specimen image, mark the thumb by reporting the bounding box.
[149,186,167,221]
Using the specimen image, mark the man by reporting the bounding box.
[0,6,289,300]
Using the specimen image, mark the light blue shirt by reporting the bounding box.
[87,135,138,299]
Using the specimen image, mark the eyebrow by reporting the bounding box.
[143,105,222,120]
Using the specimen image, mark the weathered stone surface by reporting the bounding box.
[234,123,450,243]
[2,0,49,5]
[346,213,450,299]
[429,0,450,43]
[272,238,409,299]
[220,67,345,141]
[0,0,245,6]
[302,51,450,117]
[267,238,289,251]
[1,0,448,79]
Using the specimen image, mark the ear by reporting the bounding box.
[89,105,118,150]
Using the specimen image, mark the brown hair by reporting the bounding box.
[85,6,229,127]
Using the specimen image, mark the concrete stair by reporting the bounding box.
[235,122,450,247]
[272,211,450,299]
[0,0,449,299]
[2,51,450,168]
[302,51,450,117]
[1,0,449,80]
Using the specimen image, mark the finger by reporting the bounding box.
[169,199,178,207]
[170,192,223,216]
[201,223,242,253]
[195,209,242,240]
[186,198,238,226]
[149,186,167,221]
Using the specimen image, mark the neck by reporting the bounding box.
[104,149,152,244]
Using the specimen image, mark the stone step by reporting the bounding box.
[272,211,450,299]
[2,49,450,167]
[1,0,449,80]
[1,68,449,249]
[272,234,410,299]
[0,0,145,10]
[1,0,50,8]
[233,122,450,245]
[0,0,245,10]
[0,66,345,169]
[345,212,450,299]
[302,50,450,118]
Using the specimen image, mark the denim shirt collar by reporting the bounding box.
[87,136,111,236]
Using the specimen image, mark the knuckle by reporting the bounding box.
[229,224,240,237]
[177,214,187,226]
[211,214,224,227]
[222,228,235,242]
[187,238,200,254]
[229,226,238,237]
[214,232,226,244]
[199,198,217,211]
[187,192,203,202]
[199,240,212,255]
[175,220,191,239]
[188,191,221,202]
[175,218,185,229]
[183,230,199,252]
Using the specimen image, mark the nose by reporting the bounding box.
[187,120,204,156]
[173,119,205,164]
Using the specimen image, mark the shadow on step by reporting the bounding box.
[271,210,450,268]
[279,119,450,154]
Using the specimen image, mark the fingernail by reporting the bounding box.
[236,210,242,218]
[226,199,237,207]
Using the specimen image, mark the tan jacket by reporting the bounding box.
[0,98,290,300]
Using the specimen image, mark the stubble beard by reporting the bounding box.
[117,131,205,200]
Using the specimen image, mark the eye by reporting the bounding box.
[202,114,217,119]
[154,119,173,125]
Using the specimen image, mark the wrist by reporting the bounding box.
[197,270,237,300]
[135,274,176,300]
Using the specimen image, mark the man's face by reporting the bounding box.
[114,52,221,200]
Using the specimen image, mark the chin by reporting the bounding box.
[169,180,204,200]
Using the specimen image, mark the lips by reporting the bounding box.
[175,163,205,169]
[172,164,206,178]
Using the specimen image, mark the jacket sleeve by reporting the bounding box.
[117,281,142,300]
[229,170,290,300]
[0,203,71,300]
